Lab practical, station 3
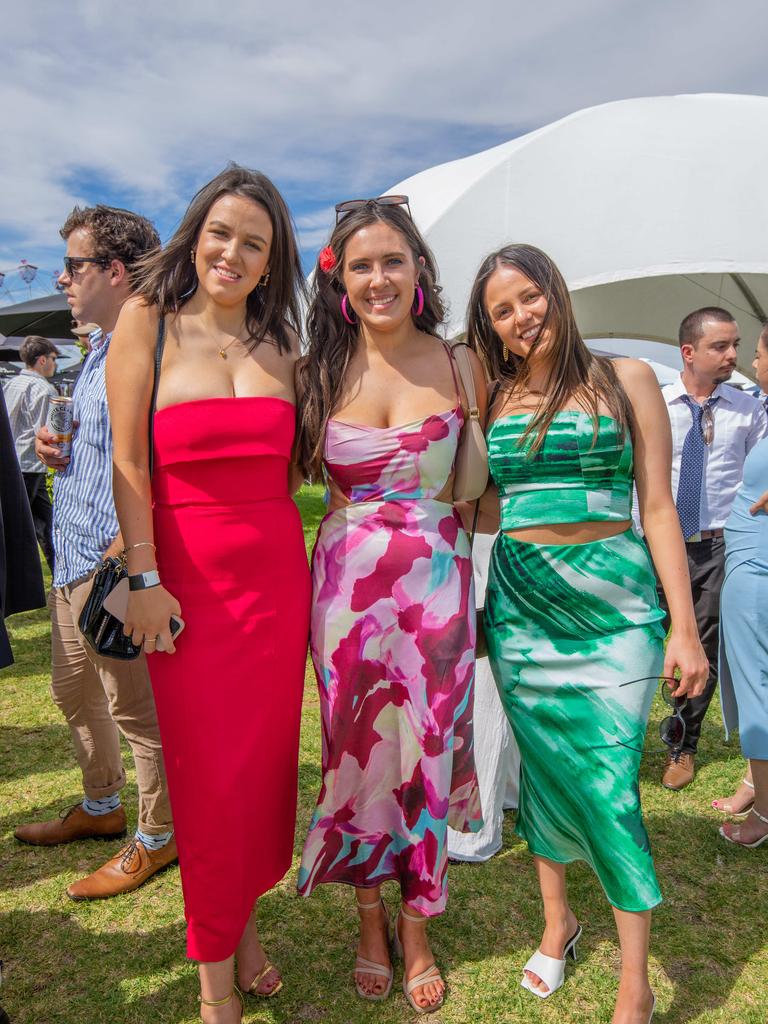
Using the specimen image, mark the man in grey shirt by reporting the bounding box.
[2,335,60,571]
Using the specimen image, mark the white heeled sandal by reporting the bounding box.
[354,897,393,1001]
[719,806,768,848]
[393,906,445,1014]
[712,777,755,817]
[520,923,582,999]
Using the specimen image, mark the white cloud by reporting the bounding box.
[1,0,767,267]
[294,206,336,253]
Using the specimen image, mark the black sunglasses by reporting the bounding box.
[615,676,688,755]
[334,194,412,225]
[62,256,110,277]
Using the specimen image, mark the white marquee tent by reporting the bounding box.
[388,93,768,378]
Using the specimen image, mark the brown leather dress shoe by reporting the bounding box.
[14,804,127,846]
[66,836,178,900]
[662,752,695,790]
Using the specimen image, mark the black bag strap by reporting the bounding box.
[147,317,166,479]
[468,379,502,549]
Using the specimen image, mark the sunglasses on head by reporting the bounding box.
[334,194,412,225]
[62,256,110,276]
[615,676,688,755]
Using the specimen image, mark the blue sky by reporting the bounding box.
[1,0,767,301]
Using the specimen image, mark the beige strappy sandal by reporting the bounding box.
[354,897,393,1001]
[392,906,445,1014]
[199,988,243,1021]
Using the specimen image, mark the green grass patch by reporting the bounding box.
[0,485,765,1022]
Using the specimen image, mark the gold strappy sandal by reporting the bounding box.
[241,960,283,998]
[199,988,243,1021]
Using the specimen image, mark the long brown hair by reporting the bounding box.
[132,164,304,353]
[467,243,630,452]
[295,203,446,479]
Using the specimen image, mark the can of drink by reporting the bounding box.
[46,396,74,457]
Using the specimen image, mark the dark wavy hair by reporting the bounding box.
[60,205,160,286]
[132,164,304,353]
[467,243,630,453]
[295,203,445,478]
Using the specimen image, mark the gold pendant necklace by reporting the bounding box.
[218,336,240,359]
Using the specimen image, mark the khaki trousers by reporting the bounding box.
[48,572,173,834]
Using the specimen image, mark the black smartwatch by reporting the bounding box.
[128,570,161,591]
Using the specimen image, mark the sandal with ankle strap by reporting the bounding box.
[712,777,755,817]
[354,897,393,1001]
[199,988,243,1021]
[520,923,582,999]
[719,806,768,848]
[392,906,445,1014]
[241,959,283,998]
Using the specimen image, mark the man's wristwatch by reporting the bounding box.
[128,570,161,591]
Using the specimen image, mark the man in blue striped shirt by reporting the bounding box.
[15,206,177,899]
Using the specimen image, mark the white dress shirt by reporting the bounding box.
[663,375,768,531]
[2,368,56,473]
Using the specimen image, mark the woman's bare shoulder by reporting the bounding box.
[112,297,160,353]
[118,295,159,324]
[612,356,658,391]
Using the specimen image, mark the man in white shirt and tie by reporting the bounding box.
[659,307,768,790]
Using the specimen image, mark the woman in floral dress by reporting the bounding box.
[295,198,486,1013]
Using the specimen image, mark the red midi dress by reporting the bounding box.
[148,396,310,961]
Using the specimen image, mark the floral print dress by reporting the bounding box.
[298,370,482,916]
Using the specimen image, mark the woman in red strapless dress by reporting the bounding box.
[107,165,310,1024]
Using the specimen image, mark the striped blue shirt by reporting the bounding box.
[52,330,118,586]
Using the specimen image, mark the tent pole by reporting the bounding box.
[731,274,767,323]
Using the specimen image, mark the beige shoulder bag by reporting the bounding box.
[449,341,489,501]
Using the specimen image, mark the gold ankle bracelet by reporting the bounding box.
[199,991,234,1007]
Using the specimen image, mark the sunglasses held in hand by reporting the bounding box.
[615,676,688,755]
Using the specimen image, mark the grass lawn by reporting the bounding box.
[1,484,765,1023]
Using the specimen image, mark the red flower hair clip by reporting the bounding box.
[318,245,337,274]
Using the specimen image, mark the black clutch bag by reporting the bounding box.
[78,557,142,660]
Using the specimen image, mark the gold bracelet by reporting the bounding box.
[124,541,156,553]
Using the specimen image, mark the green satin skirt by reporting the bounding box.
[485,528,666,912]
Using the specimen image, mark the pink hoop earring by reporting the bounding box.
[341,294,357,325]
[412,285,425,317]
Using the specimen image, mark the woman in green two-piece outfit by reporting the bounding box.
[467,245,708,1024]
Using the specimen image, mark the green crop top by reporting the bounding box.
[487,411,634,530]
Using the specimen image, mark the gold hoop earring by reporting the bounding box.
[503,345,510,363]
[259,271,270,287]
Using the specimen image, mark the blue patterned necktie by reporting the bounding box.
[675,394,719,540]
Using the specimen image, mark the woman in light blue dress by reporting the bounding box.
[719,437,768,847]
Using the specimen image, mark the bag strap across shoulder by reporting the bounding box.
[448,341,480,426]
[147,316,166,479]
[468,379,501,549]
